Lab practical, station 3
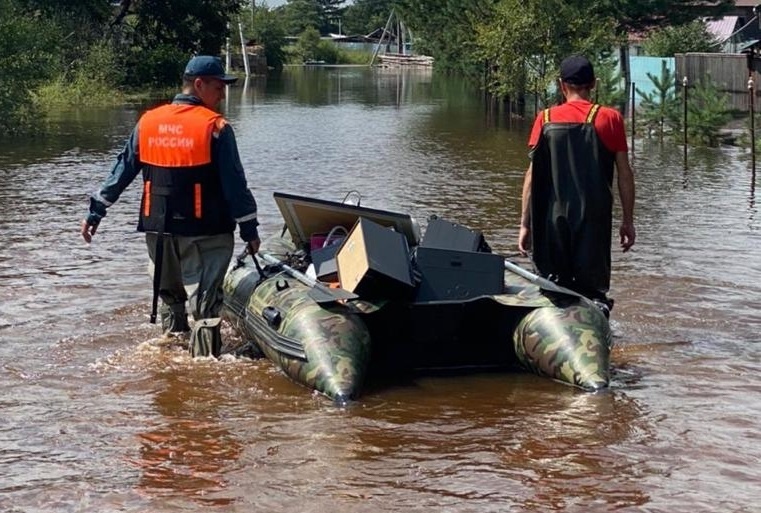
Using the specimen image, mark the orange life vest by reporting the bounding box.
[136,103,235,236]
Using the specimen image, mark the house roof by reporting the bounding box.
[706,15,740,43]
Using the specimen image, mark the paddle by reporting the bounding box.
[254,250,360,304]
[503,259,582,298]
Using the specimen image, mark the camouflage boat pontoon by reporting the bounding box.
[222,192,612,404]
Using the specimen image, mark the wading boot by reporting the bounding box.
[161,306,191,335]
[189,318,222,358]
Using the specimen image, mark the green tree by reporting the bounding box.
[283,0,346,35]
[591,0,731,101]
[396,0,733,115]
[317,0,346,34]
[642,20,719,57]
[35,41,124,106]
[636,60,680,138]
[111,0,244,87]
[683,76,731,146]
[117,0,242,54]
[248,6,288,69]
[590,0,733,33]
[593,55,626,109]
[396,0,493,77]
[342,0,394,35]
[474,0,618,109]
[13,0,113,88]
[295,26,322,61]
[283,0,320,34]
[0,0,60,135]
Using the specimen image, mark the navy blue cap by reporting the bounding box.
[184,55,237,84]
[560,55,595,85]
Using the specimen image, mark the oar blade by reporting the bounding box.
[307,285,359,303]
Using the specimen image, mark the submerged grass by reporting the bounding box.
[34,77,124,107]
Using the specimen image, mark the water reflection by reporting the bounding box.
[750,169,757,226]
[261,67,435,108]
[345,378,652,512]
[509,391,651,511]
[132,367,242,506]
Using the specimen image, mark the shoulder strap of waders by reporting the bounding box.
[585,104,601,124]
[149,185,172,324]
[543,108,550,124]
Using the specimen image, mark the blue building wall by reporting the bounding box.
[629,56,676,106]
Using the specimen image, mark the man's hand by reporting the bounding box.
[81,219,98,243]
[518,226,531,256]
[620,222,636,252]
[247,237,261,256]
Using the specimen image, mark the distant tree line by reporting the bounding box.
[0,0,732,136]
[0,0,402,135]
[395,0,732,115]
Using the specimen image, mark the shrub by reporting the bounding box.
[642,21,719,57]
[35,42,125,107]
[0,0,60,135]
[683,76,731,146]
[636,60,680,138]
[122,44,188,89]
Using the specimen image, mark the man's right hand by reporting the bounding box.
[81,219,98,243]
[518,226,531,256]
[247,237,261,256]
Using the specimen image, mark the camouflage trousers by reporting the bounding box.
[145,232,234,333]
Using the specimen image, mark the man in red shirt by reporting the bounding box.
[518,55,636,311]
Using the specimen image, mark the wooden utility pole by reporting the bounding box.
[238,22,250,76]
[370,9,395,66]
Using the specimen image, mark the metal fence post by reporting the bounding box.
[683,76,689,170]
[749,76,756,175]
[630,81,636,158]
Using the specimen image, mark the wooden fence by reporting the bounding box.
[675,52,758,111]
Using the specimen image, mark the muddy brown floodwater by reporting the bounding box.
[1,68,759,513]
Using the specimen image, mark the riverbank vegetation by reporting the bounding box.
[398,0,731,114]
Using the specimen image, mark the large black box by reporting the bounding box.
[336,217,415,299]
[420,217,490,252]
[414,247,504,302]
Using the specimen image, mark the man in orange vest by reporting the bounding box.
[518,55,636,314]
[80,55,260,357]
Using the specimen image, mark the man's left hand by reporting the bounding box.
[81,219,98,243]
[620,222,636,252]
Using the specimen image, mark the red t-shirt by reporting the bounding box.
[528,100,628,153]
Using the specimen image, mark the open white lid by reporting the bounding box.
[273,191,419,249]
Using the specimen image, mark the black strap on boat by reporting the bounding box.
[251,251,267,286]
[234,245,268,286]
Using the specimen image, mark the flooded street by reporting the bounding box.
[1,67,759,512]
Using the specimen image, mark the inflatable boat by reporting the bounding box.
[221,192,612,403]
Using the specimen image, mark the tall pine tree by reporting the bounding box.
[284,0,345,35]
